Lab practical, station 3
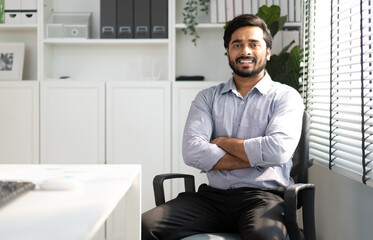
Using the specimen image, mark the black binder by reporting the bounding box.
[100,0,117,38]
[134,0,150,38]
[117,0,133,38]
[151,0,168,38]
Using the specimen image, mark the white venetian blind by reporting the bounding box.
[306,0,373,186]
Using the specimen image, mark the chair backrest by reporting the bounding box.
[290,111,311,184]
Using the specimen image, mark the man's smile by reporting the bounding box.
[236,57,256,67]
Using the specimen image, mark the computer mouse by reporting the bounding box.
[39,178,82,191]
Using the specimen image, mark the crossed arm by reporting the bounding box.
[210,137,251,170]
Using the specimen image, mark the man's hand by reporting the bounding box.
[210,137,251,170]
[211,137,249,162]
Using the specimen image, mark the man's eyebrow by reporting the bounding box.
[230,39,261,45]
[231,39,243,45]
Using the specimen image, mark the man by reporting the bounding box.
[142,14,304,240]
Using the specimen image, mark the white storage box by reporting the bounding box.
[5,12,22,24]
[22,12,37,24]
[46,12,91,38]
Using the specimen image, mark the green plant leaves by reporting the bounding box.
[182,0,210,46]
[266,45,302,90]
[255,5,302,91]
[256,5,287,37]
[257,5,281,26]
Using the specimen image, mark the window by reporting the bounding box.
[305,0,373,186]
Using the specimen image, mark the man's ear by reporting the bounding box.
[266,48,271,61]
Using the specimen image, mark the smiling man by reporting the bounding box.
[142,14,304,240]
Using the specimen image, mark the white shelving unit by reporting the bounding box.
[0,0,303,237]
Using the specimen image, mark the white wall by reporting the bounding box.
[309,164,373,240]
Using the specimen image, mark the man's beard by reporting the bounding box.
[229,55,267,78]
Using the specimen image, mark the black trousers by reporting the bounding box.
[142,184,287,240]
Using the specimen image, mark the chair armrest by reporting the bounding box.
[285,183,316,240]
[153,173,196,206]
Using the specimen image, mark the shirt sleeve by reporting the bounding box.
[182,90,226,171]
[244,88,305,167]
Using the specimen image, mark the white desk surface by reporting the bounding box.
[0,164,141,240]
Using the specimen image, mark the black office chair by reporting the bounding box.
[153,111,315,240]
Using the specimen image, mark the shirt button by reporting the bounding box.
[241,101,244,105]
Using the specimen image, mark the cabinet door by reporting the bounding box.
[0,81,39,164]
[107,81,171,211]
[40,81,105,164]
[172,82,220,198]
[106,81,170,239]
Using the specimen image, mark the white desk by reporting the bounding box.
[0,164,141,240]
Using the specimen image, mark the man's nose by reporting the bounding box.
[243,45,253,55]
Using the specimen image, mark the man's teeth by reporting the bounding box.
[239,60,253,63]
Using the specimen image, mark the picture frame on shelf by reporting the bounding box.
[0,43,25,80]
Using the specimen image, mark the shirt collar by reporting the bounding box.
[253,72,272,95]
[221,77,235,94]
[221,72,273,96]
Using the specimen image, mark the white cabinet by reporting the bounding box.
[107,81,171,212]
[40,81,105,164]
[0,81,39,164]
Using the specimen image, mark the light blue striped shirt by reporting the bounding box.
[182,73,304,190]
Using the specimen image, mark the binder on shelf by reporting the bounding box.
[258,0,266,9]
[117,0,133,38]
[251,0,259,15]
[134,0,150,38]
[280,0,288,21]
[226,0,234,22]
[210,0,217,23]
[234,0,243,17]
[217,0,226,23]
[242,0,251,14]
[295,0,301,22]
[100,0,116,38]
[288,0,295,22]
[150,0,168,38]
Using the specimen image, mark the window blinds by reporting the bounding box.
[306,0,373,186]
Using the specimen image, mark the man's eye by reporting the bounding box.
[233,44,240,48]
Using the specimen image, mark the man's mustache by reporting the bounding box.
[236,56,256,63]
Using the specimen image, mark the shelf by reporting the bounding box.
[0,24,37,31]
[175,22,302,30]
[43,38,169,46]
[175,23,225,29]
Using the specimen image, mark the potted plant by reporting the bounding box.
[256,5,302,91]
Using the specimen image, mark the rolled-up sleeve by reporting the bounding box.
[244,89,304,167]
[182,91,226,171]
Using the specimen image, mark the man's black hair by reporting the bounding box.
[223,14,273,50]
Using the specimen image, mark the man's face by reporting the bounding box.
[226,26,271,78]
